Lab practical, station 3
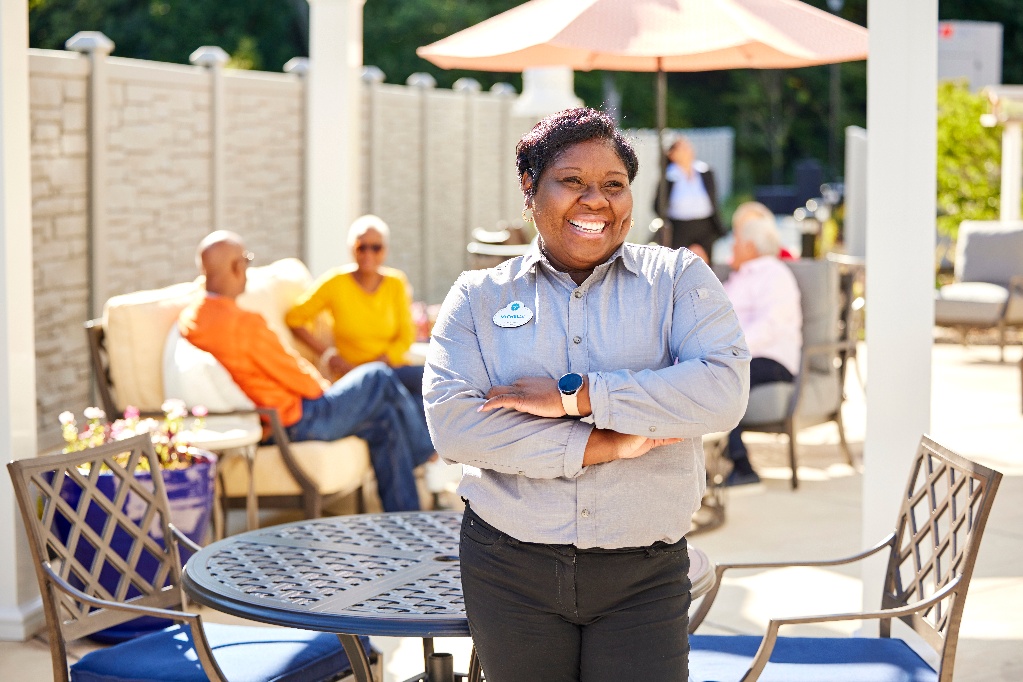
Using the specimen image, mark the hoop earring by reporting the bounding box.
[522,207,534,223]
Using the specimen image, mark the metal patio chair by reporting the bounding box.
[734,258,856,489]
[8,434,381,682]
[688,435,1002,681]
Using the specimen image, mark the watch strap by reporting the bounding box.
[562,390,581,417]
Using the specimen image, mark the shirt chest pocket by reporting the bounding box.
[484,323,563,386]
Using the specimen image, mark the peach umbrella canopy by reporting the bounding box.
[416,0,868,73]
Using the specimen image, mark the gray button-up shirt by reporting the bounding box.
[424,242,749,549]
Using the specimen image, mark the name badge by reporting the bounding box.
[493,301,533,328]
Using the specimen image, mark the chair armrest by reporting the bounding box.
[688,533,896,633]
[254,407,319,500]
[169,523,203,555]
[737,578,961,681]
[784,339,859,418]
[43,561,200,624]
[44,562,231,681]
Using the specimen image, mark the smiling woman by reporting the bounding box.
[423,107,752,681]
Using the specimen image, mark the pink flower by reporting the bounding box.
[191,405,209,418]
[123,405,141,420]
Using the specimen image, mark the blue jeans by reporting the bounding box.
[392,364,426,423]
[286,362,434,512]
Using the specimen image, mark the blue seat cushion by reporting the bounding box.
[71,623,375,682]
[689,634,937,682]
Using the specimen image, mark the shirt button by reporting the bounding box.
[573,336,582,344]
[581,509,591,518]
[573,290,583,299]
[649,426,657,432]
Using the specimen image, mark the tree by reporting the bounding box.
[29,0,308,71]
[936,80,1002,244]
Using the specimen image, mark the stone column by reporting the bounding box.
[1000,121,1022,221]
[190,46,230,233]
[285,57,310,258]
[66,31,113,318]
[305,0,365,277]
[512,66,582,118]
[863,0,937,622]
[408,72,436,302]
[0,1,43,641]
[454,77,481,247]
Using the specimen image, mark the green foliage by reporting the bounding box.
[936,80,1002,242]
[29,0,308,71]
[363,0,524,90]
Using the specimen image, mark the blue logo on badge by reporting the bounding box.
[511,303,520,311]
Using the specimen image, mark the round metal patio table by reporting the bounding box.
[182,511,716,682]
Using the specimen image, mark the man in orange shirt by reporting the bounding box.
[179,231,436,511]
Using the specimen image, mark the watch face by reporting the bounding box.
[558,372,584,395]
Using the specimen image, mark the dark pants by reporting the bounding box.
[459,505,691,682]
[728,357,795,462]
[668,216,719,257]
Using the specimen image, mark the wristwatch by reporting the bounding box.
[558,372,584,417]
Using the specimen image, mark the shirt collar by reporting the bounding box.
[515,240,641,281]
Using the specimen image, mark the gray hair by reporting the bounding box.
[731,201,774,231]
[738,215,781,257]
[347,214,390,248]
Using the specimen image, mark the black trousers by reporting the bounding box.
[459,505,691,682]
[667,216,719,257]
[727,356,795,461]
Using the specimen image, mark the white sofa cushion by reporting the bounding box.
[162,326,255,412]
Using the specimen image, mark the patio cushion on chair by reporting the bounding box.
[739,382,792,425]
[934,281,1008,326]
[689,634,937,682]
[71,623,373,682]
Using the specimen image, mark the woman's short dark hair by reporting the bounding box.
[515,107,639,197]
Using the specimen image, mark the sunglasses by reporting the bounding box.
[356,244,384,253]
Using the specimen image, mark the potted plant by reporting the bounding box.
[54,399,217,642]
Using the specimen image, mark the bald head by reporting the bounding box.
[197,230,249,297]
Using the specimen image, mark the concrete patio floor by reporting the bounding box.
[1,340,1020,680]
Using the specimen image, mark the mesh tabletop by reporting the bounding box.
[183,511,469,637]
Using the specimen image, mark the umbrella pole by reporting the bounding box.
[655,61,670,248]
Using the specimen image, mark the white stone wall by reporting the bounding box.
[223,71,304,261]
[104,58,212,296]
[28,50,90,448]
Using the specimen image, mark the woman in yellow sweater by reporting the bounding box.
[286,215,424,405]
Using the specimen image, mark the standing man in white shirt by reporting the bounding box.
[722,203,802,485]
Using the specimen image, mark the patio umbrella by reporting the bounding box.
[417,0,868,243]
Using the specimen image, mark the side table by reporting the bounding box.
[185,416,263,539]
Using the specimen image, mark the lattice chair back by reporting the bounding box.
[8,435,188,674]
[882,435,1002,675]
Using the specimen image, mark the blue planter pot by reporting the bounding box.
[50,449,217,643]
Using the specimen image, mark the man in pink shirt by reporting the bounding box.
[722,203,802,485]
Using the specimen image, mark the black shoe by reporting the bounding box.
[724,470,761,487]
